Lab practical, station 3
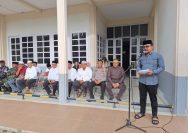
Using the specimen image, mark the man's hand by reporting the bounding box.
[95,80,101,85]
[79,80,84,84]
[147,70,153,76]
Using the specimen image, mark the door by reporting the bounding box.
[107,39,122,66]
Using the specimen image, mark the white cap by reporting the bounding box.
[81,61,87,64]
[18,61,24,64]
[27,60,32,64]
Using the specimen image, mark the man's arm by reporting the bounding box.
[153,54,165,74]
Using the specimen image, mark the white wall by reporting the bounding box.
[67,12,90,60]
[156,0,177,75]
[5,10,90,63]
[96,9,106,38]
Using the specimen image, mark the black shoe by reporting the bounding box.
[100,95,104,100]
[109,97,114,100]
[90,95,95,99]
[116,98,121,101]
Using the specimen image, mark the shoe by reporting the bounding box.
[109,97,114,100]
[115,96,122,101]
[100,95,104,100]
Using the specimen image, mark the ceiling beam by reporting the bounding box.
[17,0,42,12]
[93,0,142,7]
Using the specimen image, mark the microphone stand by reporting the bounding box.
[115,55,146,132]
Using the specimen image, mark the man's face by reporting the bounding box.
[143,44,153,54]
[32,63,37,67]
[82,64,87,69]
[113,62,119,68]
[27,63,33,68]
[0,62,5,67]
[52,63,57,68]
[12,64,18,68]
[97,61,103,68]
[68,63,72,69]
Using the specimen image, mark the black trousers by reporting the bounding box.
[68,81,73,97]
[72,80,92,94]
[89,81,106,98]
[43,80,59,95]
[139,82,158,116]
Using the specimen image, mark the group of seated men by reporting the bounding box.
[0,58,126,100]
[68,59,126,101]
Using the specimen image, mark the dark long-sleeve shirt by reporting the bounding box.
[107,66,125,84]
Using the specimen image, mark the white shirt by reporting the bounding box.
[25,66,37,80]
[76,67,92,82]
[68,68,77,81]
[36,67,42,74]
[48,67,59,81]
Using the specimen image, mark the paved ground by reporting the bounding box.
[0,99,187,133]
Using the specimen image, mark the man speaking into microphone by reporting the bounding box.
[135,40,165,125]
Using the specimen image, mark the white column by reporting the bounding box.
[0,15,7,60]
[89,5,97,66]
[56,0,68,104]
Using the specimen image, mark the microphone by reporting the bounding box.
[131,102,174,109]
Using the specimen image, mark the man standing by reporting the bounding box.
[135,40,165,125]
[68,61,77,97]
[43,61,59,96]
[89,59,107,100]
[106,59,126,101]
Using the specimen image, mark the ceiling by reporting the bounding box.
[0,0,153,20]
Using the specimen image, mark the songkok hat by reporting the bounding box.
[12,62,18,65]
[143,40,153,45]
[68,61,72,64]
[52,60,58,64]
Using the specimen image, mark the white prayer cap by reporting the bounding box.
[18,61,24,64]
[27,60,32,64]
[81,61,87,64]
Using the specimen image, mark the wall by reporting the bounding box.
[5,5,91,65]
[156,0,188,115]
[96,9,106,38]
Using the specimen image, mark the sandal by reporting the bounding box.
[152,116,159,125]
[134,113,145,119]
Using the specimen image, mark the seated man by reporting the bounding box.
[0,60,9,91]
[89,59,107,100]
[72,61,92,97]
[3,62,19,92]
[16,60,37,93]
[68,61,77,97]
[106,59,126,101]
[43,61,59,96]
[10,61,27,93]
[32,61,42,75]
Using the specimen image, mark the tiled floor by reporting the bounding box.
[0,99,187,133]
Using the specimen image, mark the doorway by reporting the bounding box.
[122,38,130,75]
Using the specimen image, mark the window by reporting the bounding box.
[115,27,122,38]
[22,36,34,63]
[72,32,87,63]
[97,35,106,59]
[54,34,58,62]
[107,27,114,38]
[10,37,21,61]
[36,35,50,64]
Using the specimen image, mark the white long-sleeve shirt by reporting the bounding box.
[68,68,77,81]
[48,67,59,81]
[25,66,37,80]
[76,67,92,82]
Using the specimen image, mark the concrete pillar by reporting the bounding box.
[56,0,68,104]
[88,4,97,66]
[0,15,7,60]
[175,0,188,115]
